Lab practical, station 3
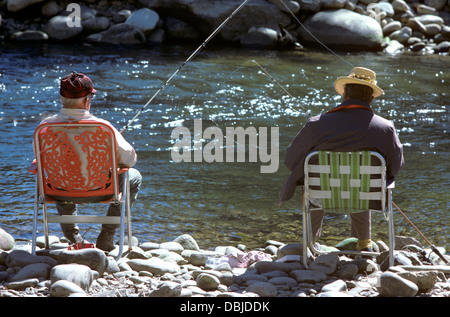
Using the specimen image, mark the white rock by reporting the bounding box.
[50,280,86,297]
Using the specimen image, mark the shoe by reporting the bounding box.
[359,247,374,252]
[65,233,83,245]
[96,230,115,252]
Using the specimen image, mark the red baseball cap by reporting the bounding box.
[60,72,97,98]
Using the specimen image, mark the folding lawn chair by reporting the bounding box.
[29,120,132,259]
[302,151,395,268]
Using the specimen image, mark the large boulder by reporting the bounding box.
[0,228,14,251]
[7,0,45,12]
[125,8,159,35]
[86,23,146,45]
[43,15,83,40]
[298,9,385,51]
[138,0,291,42]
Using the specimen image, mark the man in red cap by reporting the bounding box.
[35,72,142,251]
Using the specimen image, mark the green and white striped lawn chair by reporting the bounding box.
[302,151,395,268]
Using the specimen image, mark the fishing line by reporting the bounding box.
[251,60,312,117]
[278,0,443,108]
[120,0,251,134]
[278,0,355,69]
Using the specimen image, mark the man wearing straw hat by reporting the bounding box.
[279,67,404,252]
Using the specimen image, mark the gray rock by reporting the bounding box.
[268,276,297,288]
[322,0,346,10]
[149,281,182,297]
[377,2,395,17]
[383,21,402,36]
[276,243,303,258]
[36,235,60,248]
[196,273,220,291]
[86,23,145,46]
[43,15,83,40]
[82,16,110,34]
[255,261,304,274]
[0,228,14,251]
[398,271,439,293]
[138,0,291,42]
[50,280,86,297]
[50,264,93,291]
[57,248,108,275]
[159,241,184,254]
[245,281,278,297]
[127,258,181,275]
[309,253,340,275]
[240,27,280,49]
[299,9,384,51]
[392,0,411,14]
[297,0,322,12]
[290,269,328,283]
[125,8,159,35]
[317,290,352,297]
[188,251,223,266]
[113,10,132,23]
[7,0,45,12]
[173,234,200,251]
[267,0,300,14]
[406,18,428,34]
[390,26,412,44]
[140,242,161,251]
[378,271,418,297]
[6,250,57,268]
[414,14,444,25]
[424,0,447,10]
[4,278,39,291]
[41,1,60,17]
[11,30,48,41]
[321,279,347,293]
[0,271,10,283]
[335,263,358,279]
[384,39,405,53]
[434,41,450,53]
[9,262,52,282]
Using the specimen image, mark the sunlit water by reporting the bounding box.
[0,43,448,251]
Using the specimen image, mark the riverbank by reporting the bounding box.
[0,0,449,55]
[1,228,449,298]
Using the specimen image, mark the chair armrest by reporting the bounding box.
[28,159,37,174]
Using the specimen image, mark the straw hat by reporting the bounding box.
[334,67,384,98]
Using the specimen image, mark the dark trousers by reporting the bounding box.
[55,168,142,239]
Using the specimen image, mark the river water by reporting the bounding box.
[0,43,448,251]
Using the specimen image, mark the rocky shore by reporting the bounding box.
[1,227,449,298]
[0,0,449,55]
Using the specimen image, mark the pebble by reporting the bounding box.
[0,233,449,298]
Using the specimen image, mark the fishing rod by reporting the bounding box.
[120,0,251,134]
[392,202,449,264]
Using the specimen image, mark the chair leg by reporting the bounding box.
[388,188,395,267]
[43,202,49,249]
[126,175,132,253]
[302,191,311,269]
[32,182,39,256]
[115,170,129,260]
